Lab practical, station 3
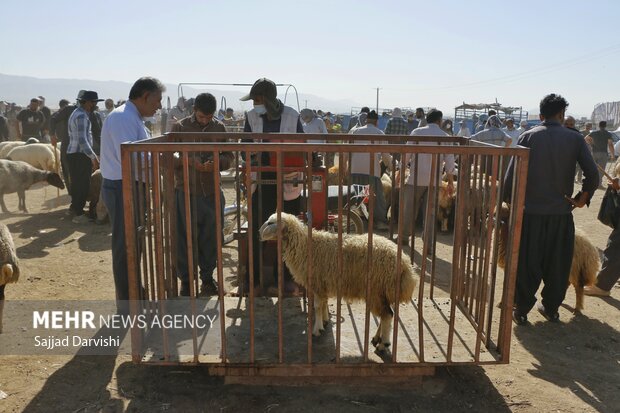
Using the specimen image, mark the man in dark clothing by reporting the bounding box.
[0,114,9,142]
[38,96,52,141]
[504,94,598,324]
[241,78,305,294]
[172,93,233,297]
[16,98,45,140]
[51,99,77,195]
[585,121,615,182]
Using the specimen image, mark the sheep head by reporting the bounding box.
[46,173,65,190]
[259,213,299,242]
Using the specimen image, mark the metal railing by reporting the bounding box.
[120,133,529,377]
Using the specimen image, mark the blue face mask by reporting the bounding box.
[253,104,267,115]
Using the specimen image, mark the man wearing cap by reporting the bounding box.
[16,98,45,141]
[67,91,102,223]
[50,98,77,194]
[502,118,521,147]
[349,110,392,230]
[240,77,305,294]
[406,111,417,134]
[348,106,370,132]
[471,115,512,147]
[171,92,233,297]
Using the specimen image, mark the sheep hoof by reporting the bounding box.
[312,329,322,337]
[573,308,583,315]
[323,320,329,328]
[376,342,391,353]
[371,336,381,347]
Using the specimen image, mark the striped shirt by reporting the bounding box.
[67,106,97,160]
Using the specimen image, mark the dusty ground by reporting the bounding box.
[0,181,619,413]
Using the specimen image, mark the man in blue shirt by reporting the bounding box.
[67,91,102,223]
[505,94,598,325]
[100,77,165,312]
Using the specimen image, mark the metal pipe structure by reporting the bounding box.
[120,133,529,376]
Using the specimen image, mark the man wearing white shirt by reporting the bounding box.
[456,120,471,137]
[401,109,455,245]
[100,77,165,312]
[350,110,392,229]
[502,118,521,147]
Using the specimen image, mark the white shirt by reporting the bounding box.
[502,127,521,147]
[100,101,151,180]
[457,126,471,137]
[406,123,455,186]
[302,117,328,143]
[350,124,389,177]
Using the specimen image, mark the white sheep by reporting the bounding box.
[0,138,40,159]
[498,205,599,313]
[0,141,24,159]
[6,143,61,172]
[259,212,417,352]
[0,159,65,213]
[0,223,20,333]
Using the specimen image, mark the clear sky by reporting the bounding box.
[2,0,619,117]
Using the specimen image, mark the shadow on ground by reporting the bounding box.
[514,305,620,413]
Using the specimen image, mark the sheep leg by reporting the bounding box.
[0,195,8,213]
[573,283,584,314]
[17,190,27,213]
[0,285,5,334]
[375,303,394,353]
[312,296,325,337]
[322,299,329,327]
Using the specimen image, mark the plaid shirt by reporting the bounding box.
[67,106,97,160]
[384,116,409,135]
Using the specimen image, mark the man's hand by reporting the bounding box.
[585,135,593,145]
[91,158,100,171]
[194,160,214,172]
[609,177,620,191]
[565,191,589,209]
[50,135,57,146]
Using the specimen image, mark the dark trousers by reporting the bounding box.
[249,176,301,288]
[175,189,224,285]
[60,140,72,195]
[101,179,131,309]
[67,152,91,215]
[515,213,575,315]
[596,226,620,291]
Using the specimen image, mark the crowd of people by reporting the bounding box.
[1,80,618,317]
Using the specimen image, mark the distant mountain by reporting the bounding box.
[0,73,361,113]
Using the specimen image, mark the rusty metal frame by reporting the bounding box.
[120,132,529,375]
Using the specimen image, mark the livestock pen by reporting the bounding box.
[119,132,529,380]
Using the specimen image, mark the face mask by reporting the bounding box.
[253,104,267,115]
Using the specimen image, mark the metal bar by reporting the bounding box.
[276,152,284,363]
[305,151,314,364]
[181,152,199,362]
[213,150,227,363]
[151,154,170,360]
[391,145,408,362]
[363,147,375,362]
[474,155,499,362]
[121,145,142,363]
[336,150,344,363]
[245,150,256,363]
[447,150,470,362]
